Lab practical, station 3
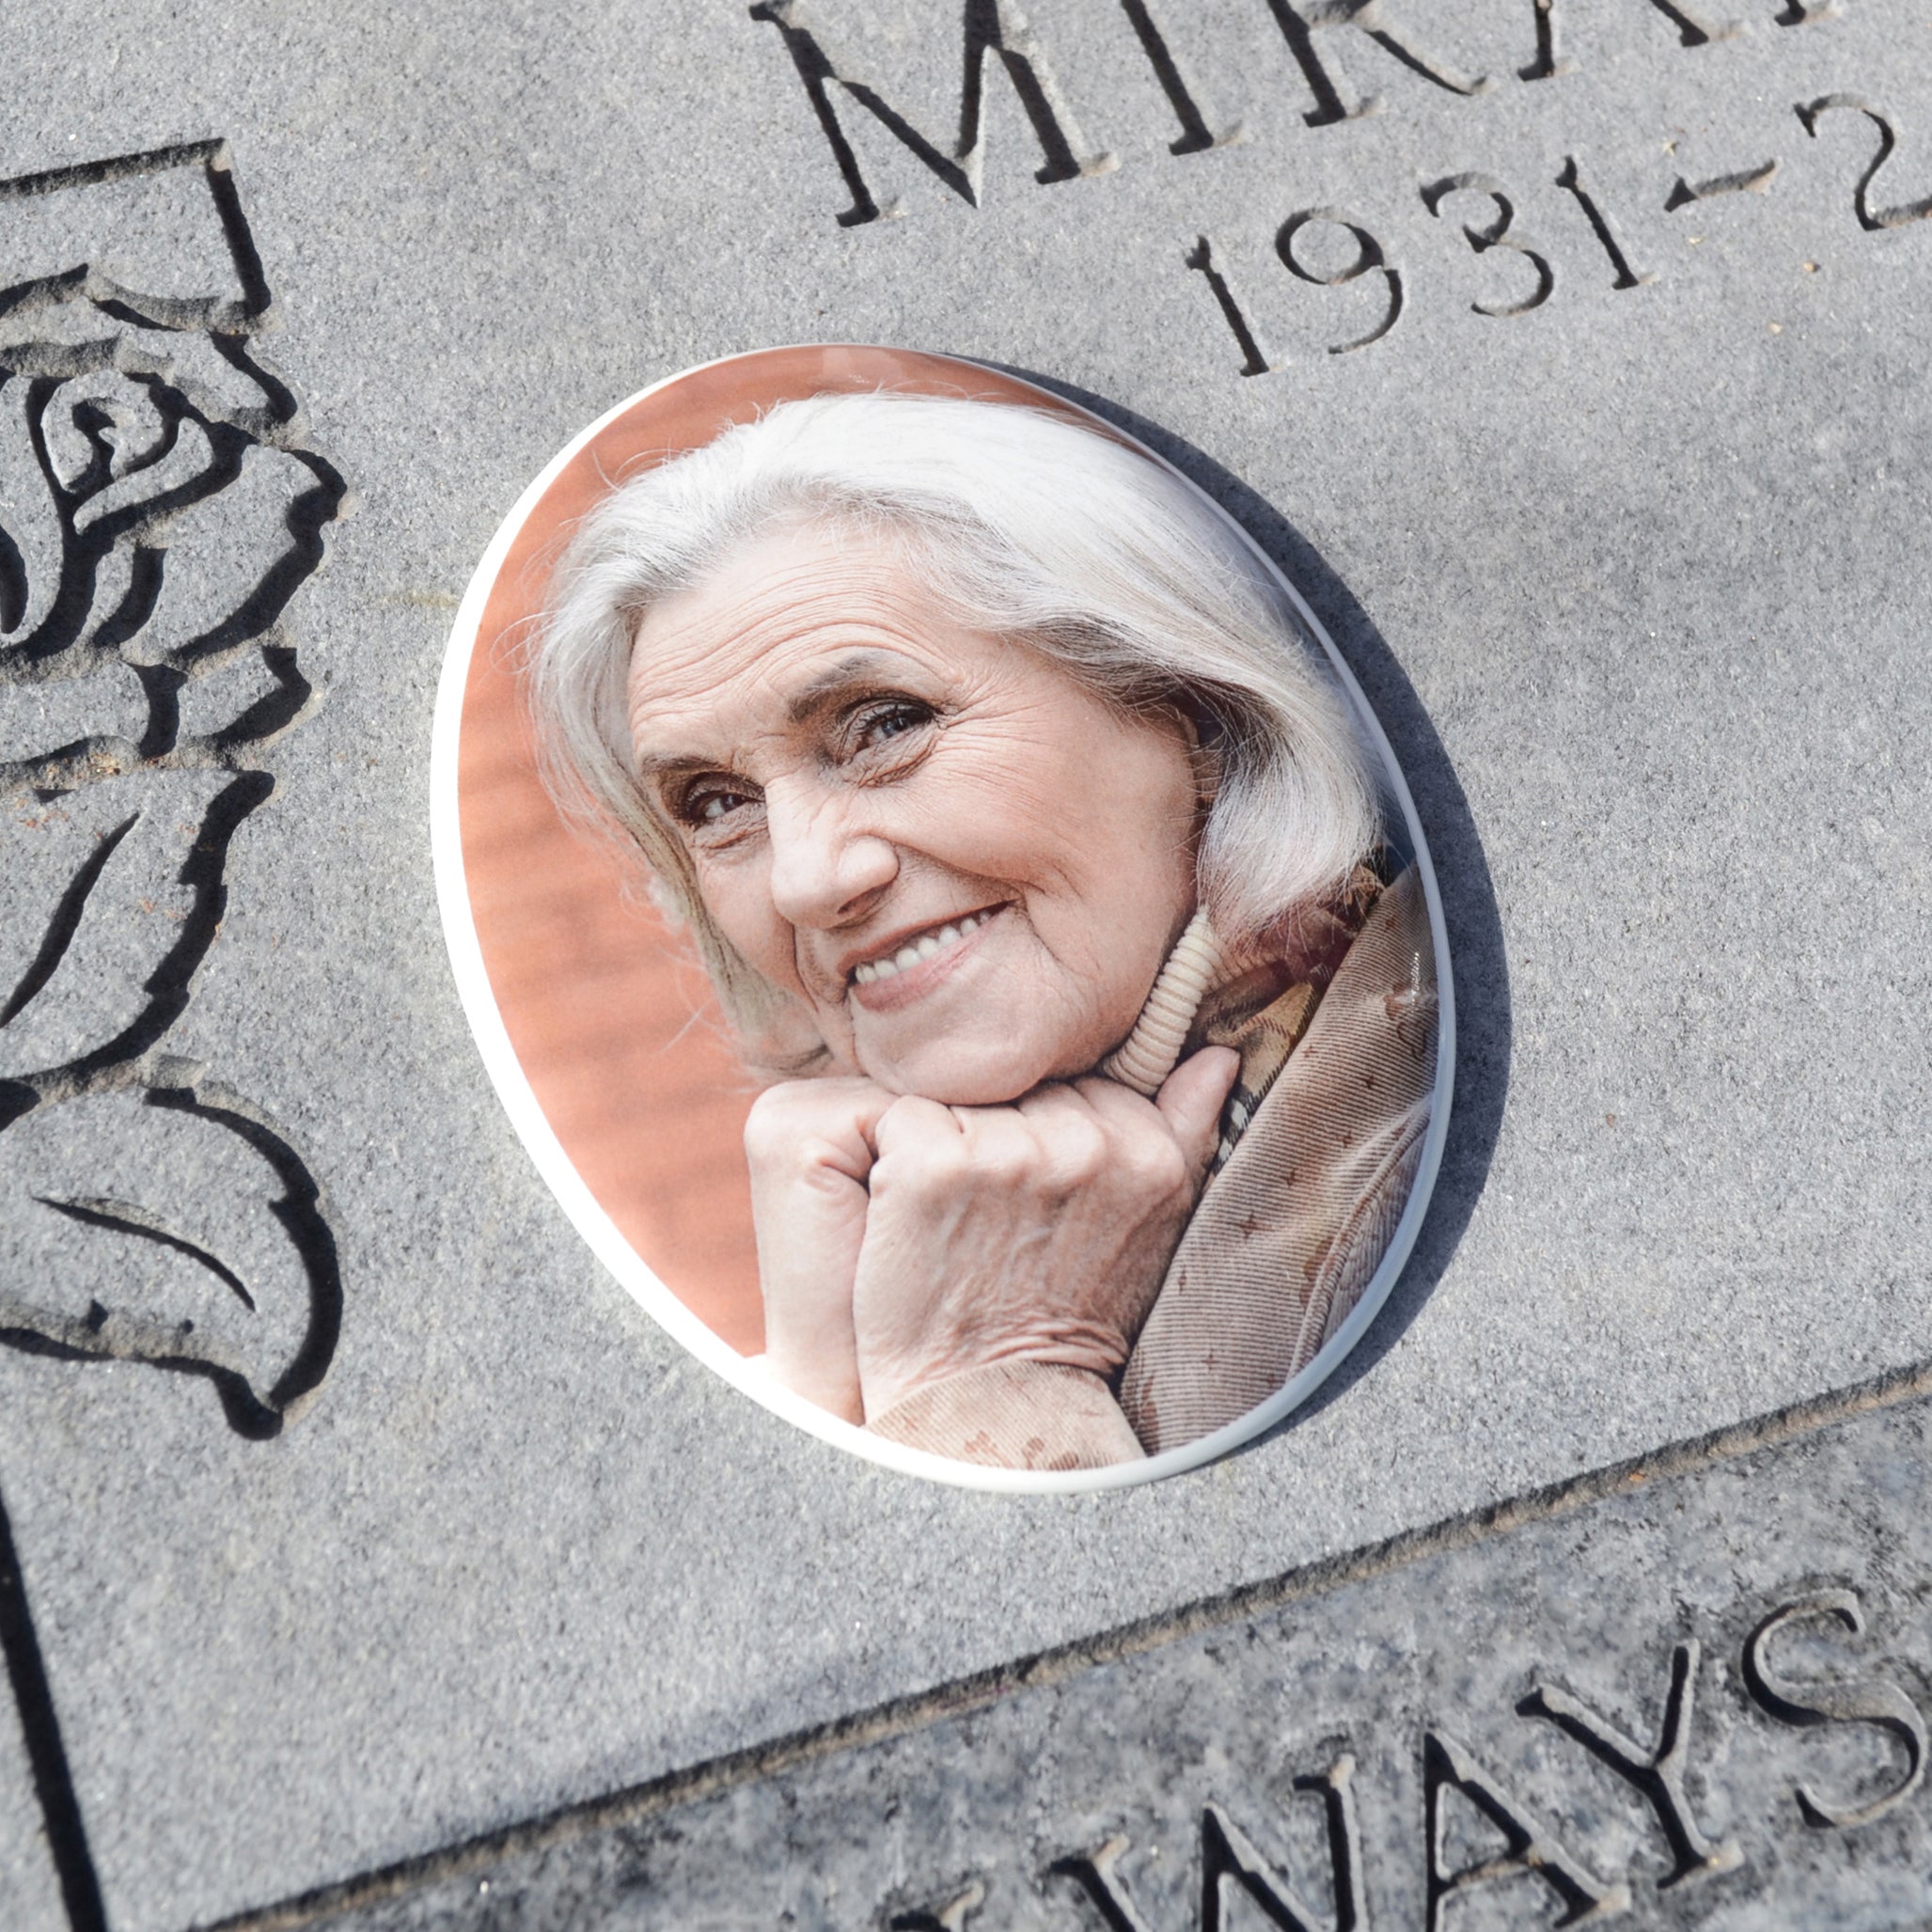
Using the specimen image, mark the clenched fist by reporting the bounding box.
[743,1076,897,1424]
[851,1048,1238,1419]
[745,1049,1238,1426]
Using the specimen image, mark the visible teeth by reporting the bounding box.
[852,907,1000,988]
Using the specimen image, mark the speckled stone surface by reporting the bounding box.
[0,1672,62,1929]
[285,1384,1932,1932]
[0,2,1929,1926]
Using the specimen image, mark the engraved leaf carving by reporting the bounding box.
[0,142,351,1930]
[0,325,347,1106]
[0,767,259,1084]
[0,145,353,1438]
[0,1070,340,1436]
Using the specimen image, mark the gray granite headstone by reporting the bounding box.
[0,2,1928,1927]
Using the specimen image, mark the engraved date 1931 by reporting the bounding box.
[1189,95,1932,367]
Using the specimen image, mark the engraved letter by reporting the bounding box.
[1555,155,1658,289]
[1798,96,1932,231]
[1055,1756,1366,1932]
[1745,1591,1929,1830]
[1421,173,1555,317]
[1276,211,1404,353]
[1630,0,1742,46]
[748,0,1116,226]
[1664,158,1779,211]
[1424,1730,1631,1929]
[1520,1641,1743,1887]
[1518,0,1577,82]
[1117,0,1244,155]
[1259,0,1492,127]
[1056,1831,1166,1932]
[891,1878,986,1930]
[1521,0,1742,80]
[1186,236,1279,375]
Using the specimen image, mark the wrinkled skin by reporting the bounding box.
[743,1057,1235,1423]
[629,524,1237,1423]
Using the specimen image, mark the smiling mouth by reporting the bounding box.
[850,906,1002,987]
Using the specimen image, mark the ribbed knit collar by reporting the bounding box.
[1098,869,1383,1097]
[1099,906,1236,1096]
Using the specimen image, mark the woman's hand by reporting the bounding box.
[849,1046,1240,1421]
[744,1076,898,1423]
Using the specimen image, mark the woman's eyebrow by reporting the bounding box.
[784,648,924,724]
[631,648,930,775]
[631,750,715,780]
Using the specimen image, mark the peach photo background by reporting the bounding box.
[457,347,1094,1355]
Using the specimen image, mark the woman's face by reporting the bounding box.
[626,523,1204,1104]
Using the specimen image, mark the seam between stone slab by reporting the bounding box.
[203,1351,1932,1932]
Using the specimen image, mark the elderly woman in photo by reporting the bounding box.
[531,392,1437,1470]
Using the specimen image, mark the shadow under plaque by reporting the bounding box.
[432,345,1458,1492]
[1002,369,1510,1437]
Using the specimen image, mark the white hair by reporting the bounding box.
[529,390,1380,1057]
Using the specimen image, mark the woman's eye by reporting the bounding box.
[681,783,757,828]
[855,701,933,750]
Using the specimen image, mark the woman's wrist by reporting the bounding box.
[764,1334,864,1424]
[858,1316,1126,1421]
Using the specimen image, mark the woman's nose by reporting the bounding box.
[764,784,897,929]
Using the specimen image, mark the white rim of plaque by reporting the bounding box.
[432,346,1456,1495]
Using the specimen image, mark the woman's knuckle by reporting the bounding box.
[977,1144,1029,1191]
[1127,1133,1186,1194]
[743,1098,792,1163]
[881,1139,959,1202]
[746,1086,787,1123]
[1057,1122,1108,1185]
[929,1136,972,1180]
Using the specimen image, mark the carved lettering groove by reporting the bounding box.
[1183,98,1932,369]
[1520,1641,1743,1888]
[1421,174,1556,319]
[1050,1757,1365,1932]
[868,1586,1931,1931]
[1744,1593,1928,1829]
[1423,1728,1630,1926]
[752,1,1851,229]
[746,4,1922,374]
[748,0,1118,226]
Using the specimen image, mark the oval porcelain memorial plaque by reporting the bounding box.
[432,346,1453,1491]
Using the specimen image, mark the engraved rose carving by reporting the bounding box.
[0,149,348,1436]
[0,139,353,1931]
[0,1066,341,1437]
[0,329,338,795]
